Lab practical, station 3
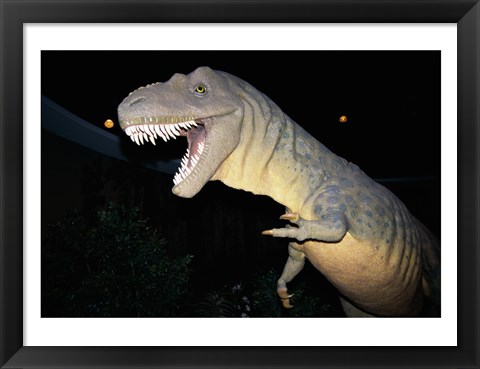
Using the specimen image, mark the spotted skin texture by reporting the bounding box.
[293,167,430,316]
[118,67,440,317]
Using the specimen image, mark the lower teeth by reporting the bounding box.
[173,143,205,186]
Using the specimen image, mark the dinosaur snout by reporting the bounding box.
[119,82,164,110]
[127,96,147,106]
[118,88,158,127]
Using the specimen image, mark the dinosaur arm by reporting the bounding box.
[263,210,348,242]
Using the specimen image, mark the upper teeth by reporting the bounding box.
[123,118,207,188]
[124,120,198,146]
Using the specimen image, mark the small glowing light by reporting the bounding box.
[339,115,348,123]
[104,119,114,129]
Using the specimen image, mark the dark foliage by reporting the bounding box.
[251,269,332,317]
[42,156,342,318]
[185,270,333,318]
[42,203,193,317]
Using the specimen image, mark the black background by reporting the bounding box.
[42,50,440,180]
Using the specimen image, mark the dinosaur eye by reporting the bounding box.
[195,84,206,94]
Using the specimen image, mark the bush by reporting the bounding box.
[188,269,332,317]
[42,203,193,317]
[191,282,251,317]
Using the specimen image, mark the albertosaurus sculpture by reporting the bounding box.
[118,67,440,317]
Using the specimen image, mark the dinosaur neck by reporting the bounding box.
[212,94,348,213]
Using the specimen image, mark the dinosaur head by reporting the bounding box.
[118,67,244,198]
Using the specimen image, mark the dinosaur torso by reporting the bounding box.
[118,66,440,317]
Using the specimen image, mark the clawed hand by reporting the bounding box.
[262,212,309,241]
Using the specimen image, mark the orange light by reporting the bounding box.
[339,115,348,123]
[104,119,114,129]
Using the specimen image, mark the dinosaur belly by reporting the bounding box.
[301,233,423,316]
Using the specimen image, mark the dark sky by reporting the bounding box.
[41,50,440,180]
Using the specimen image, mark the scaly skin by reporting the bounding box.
[118,66,440,317]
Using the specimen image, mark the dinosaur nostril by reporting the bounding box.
[129,96,146,106]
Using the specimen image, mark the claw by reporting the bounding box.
[278,288,294,309]
[280,213,300,222]
[262,229,274,236]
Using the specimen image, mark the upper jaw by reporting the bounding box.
[120,116,203,145]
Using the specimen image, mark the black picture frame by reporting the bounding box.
[1,1,478,368]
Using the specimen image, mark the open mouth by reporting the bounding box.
[123,118,207,186]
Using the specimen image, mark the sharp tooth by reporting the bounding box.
[160,125,170,141]
[149,125,157,138]
[154,125,165,141]
[134,133,140,145]
[160,124,168,136]
[165,125,177,139]
[191,121,198,127]
[139,125,145,132]
[172,124,181,135]
[143,133,149,142]
[144,125,151,135]
[130,135,135,142]
[139,133,144,145]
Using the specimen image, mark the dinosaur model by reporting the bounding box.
[117,66,440,317]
